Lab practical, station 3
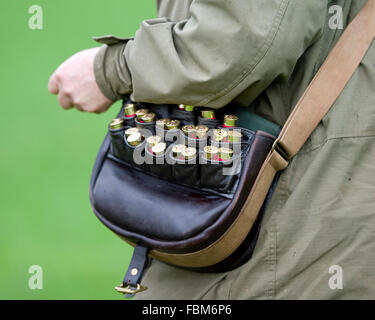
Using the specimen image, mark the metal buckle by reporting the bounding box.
[115,283,148,295]
[271,139,290,162]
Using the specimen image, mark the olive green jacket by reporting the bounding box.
[94,0,375,299]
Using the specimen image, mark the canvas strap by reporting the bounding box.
[275,0,375,160]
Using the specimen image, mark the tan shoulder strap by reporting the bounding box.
[276,0,375,160]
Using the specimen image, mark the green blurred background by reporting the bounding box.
[0,0,155,299]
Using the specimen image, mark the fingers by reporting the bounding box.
[48,73,59,94]
[94,102,112,114]
[49,73,76,110]
[58,91,74,110]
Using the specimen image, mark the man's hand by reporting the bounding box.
[48,47,113,113]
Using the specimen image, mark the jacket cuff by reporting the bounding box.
[94,43,132,102]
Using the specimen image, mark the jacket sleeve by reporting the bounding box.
[93,0,326,108]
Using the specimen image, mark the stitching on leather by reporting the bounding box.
[197,0,290,106]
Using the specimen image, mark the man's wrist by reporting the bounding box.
[93,43,132,102]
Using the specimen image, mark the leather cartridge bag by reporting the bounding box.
[89,1,375,297]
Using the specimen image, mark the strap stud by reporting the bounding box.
[131,268,138,276]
